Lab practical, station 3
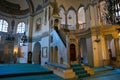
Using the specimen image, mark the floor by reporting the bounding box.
[0,64,120,80]
[0,64,63,80]
[0,74,63,80]
[81,68,120,80]
[69,66,120,80]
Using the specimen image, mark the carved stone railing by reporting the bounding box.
[60,24,86,31]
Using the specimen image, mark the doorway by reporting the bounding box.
[33,42,41,64]
[70,44,76,62]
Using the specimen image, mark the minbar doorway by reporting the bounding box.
[70,44,76,62]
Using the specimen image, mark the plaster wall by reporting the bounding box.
[86,37,93,66]
[50,30,68,65]
[32,36,49,66]
[32,6,49,38]
[92,36,103,67]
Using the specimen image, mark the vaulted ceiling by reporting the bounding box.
[0,0,49,16]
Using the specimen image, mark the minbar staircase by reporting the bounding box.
[71,64,90,78]
[54,27,66,47]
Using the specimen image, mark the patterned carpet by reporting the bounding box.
[0,64,63,80]
[0,64,120,80]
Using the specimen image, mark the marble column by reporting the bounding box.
[28,16,34,52]
[65,12,68,29]
[113,34,120,61]
[78,38,81,63]
[114,38,120,61]
[75,11,78,29]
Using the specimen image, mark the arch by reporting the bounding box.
[59,5,66,12]
[16,22,26,33]
[68,6,76,13]
[26,0,34,13]
[70,44,76,61]
[77,5,84,11]
[0,19,8,32]
[106,35,116,58]
[59,7,66,25]
[78,7,86,29]
[33,42,41,64]
[67,9,76,30]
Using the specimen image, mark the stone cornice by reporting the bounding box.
[100,25,120,36]
[91,27,100,36]
[91,25,120,36]
[68,28,91,38]
[0,11,30,19]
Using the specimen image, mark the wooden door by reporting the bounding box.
[70,44,76,61]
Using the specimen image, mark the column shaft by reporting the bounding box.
[114,38,120,61]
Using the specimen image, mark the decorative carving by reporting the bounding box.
[0,0,29,15]
[70,38,76,42]
[112,33,119,39]
[36,18,41,31]
[94,37,100,43]
[99,0,120,25]
[99,1,111,24]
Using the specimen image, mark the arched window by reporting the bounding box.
[0,19,8,32]
[67,10,76,30]
[17,22,25,33]
[78,7,86,29]
[59,7,66,28]
[59,7,65,25]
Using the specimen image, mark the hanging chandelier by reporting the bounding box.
[5,32,15,41]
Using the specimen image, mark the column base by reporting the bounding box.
[112,60,120,68]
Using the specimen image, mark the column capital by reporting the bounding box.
[112,33,119,39]
[64,12,67,15]
[113,33,120,61]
